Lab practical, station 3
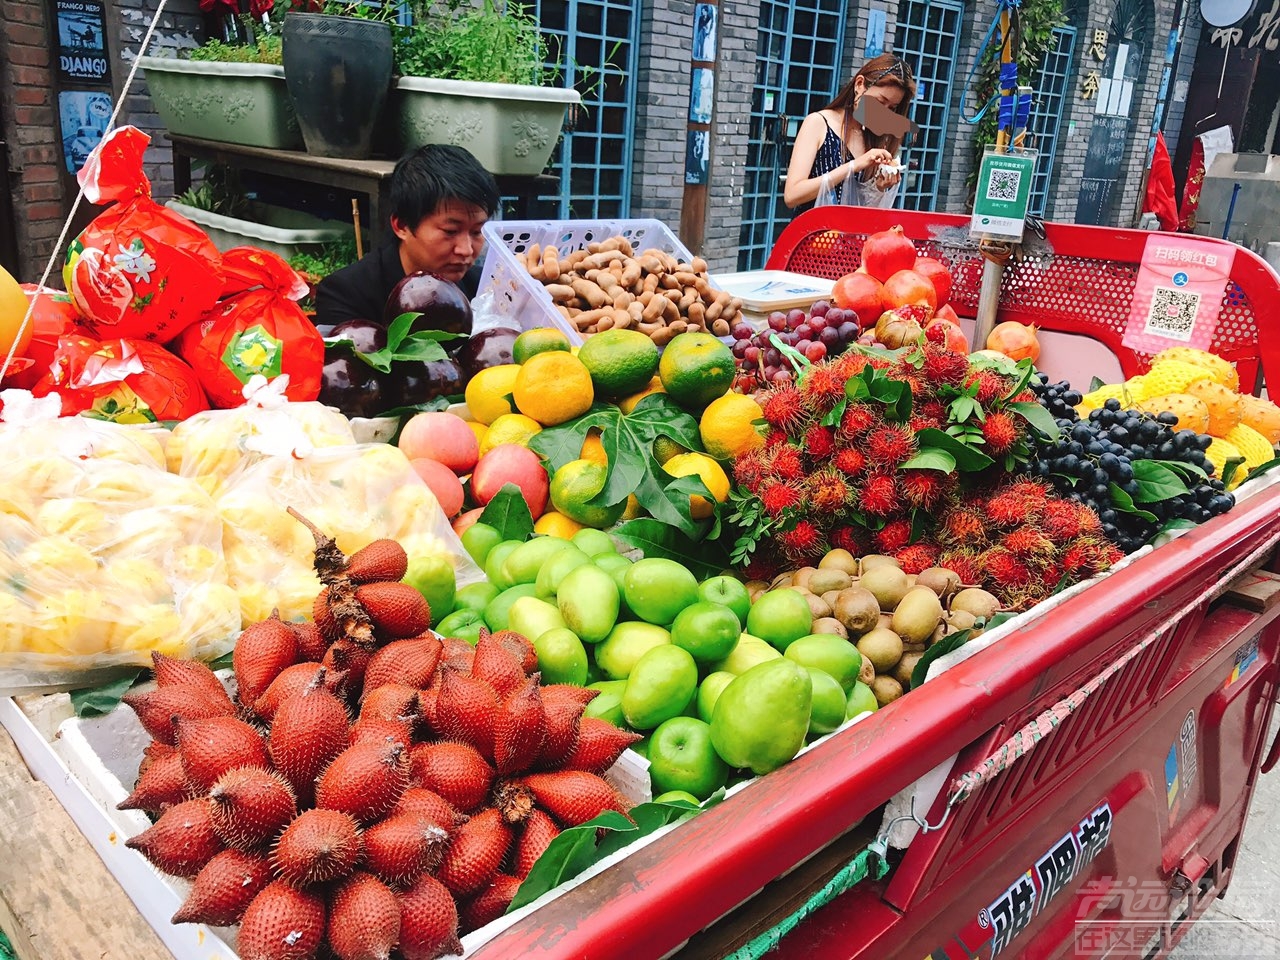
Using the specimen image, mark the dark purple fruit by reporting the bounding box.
[456,326,519,379]
[385,272,472,335]
[390,357,466,407]
[318,355,393,419]
[327,320,387,354]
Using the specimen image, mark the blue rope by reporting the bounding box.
[960,0,1021,124]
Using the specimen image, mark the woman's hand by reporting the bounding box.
[875,167,902,190]
[850,148,894,175]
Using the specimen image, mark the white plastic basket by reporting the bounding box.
[476,219,698,345]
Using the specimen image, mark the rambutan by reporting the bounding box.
[965,369,1011,405]
[909,415,942,433]
[866,426,915,469]
[1006,479,1050,505]
[985,488,1039,527]
[938,549,983,585]
[837,406,878,444]
[760,385,808,433]
[831,352,870,381]
[804,425,836,459]
[829,525,866,554]
[875,519,914,555]
[980,547,1032,589]
[778,521,824,562]
[741,557,780,582]
[832,447,868,478]
[921,400,947,422]
[771,445,805,481]
[938,507,987,546]
[896,543,940,575]
[801,364,848,411]
[921,348,970,387]
[901,470,949,509]
[1060,537,1123,577]
[1039,498,1086,541]
[807,470,851,514]
[981,412,1020,454]
[859,472,900,517]
[734,448,769,492]
[1012,390,1037,403]
[1001,525,1054,558]
[765,429,789,448]
[760,482,801,517]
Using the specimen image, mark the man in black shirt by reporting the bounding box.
[314,144,500,332]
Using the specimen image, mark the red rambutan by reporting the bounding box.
[939,507,987,545]
[829,525,866,554]
[895,543,940,575]
[804,425,836,459]
[801,364,848,411]
[1060,537,1124,577]
[1006,479,1050,505]
[909,415,942,433]
[760,482,801,517]
[859,472,900,517]
[741,557,780,582]
[807,470,851,514]
[733,449,769,493]
[837,403,877,440]
[866,425,916,469]
[938,549,983,586]
[875,519,914,555]
[1039,499,1086,541]
[832,447,868,478]
[831,352,870,381]
[760,385,808,433]
[985,488,1039,527]
[981,412,1020,454]
[921,348,970,387]
[1001,525,1054,558]
[771,445,805,481]
[980,547,1032,589]
[965,369,1011,405]
[765,429,789,448]
[1012,390,1037,403]
[778,521,824,562]
[901,470,949,509]
[921,400,947,422]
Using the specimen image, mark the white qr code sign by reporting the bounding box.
[1123,235,1235,354]
[986,169,1022,202]
[971,147,1036,241]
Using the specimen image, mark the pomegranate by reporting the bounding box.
[874,307,925,349]
[934,303,963,326]
[832,272,885,329]
[861,226,917,282]
[881,269,938,315]
[925,319,969,353]
[913,257,953,307]
[986,321,1040,362]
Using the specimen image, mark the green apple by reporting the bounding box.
[670,601,742,664]
[557,564,620,643]
[595,622,671,680]
[434,608,484,645]
[508,596,567,641]
[784,634,864,693]
[482,582,538,631]
[696,575,751,628]
[572,528,617,557]
[647,716,730,800]
[454,581,499,615]
[502,536,573,585]
[534,627,589,686]
[460,521,503,566]
[403,554,456,621]
[710,659,812,776]
[623,558,699,625]
[484,540,524,591]
[696,670,736,724]
[845,681,879,720]
[653,789,702,805]
[746,589,814,650]
[584,679,628,727]
[535,546,591,598]
[622,645,698,730]
[593,553,632,576]
[709,634,783,675]
[806,668,847,737]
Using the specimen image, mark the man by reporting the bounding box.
[314,143,500,331]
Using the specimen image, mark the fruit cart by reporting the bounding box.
[461,211,1280,960]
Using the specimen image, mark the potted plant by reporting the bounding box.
[281,0,396,160]
[138,34,303,150]
[390,0,581,176]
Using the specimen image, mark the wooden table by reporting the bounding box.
[168,134,558,244]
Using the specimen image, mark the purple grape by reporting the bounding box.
[820,326,841,347]
[810,300,830,317]
[744,345,761,364]
[787,308,807,327]
[765,348,781,366]
[837,321,859,341]
[732,339,749,358]
[805,341,827,361]
[794,323,813,340]
[825,307,846,326]
[807,315,827,332]
[768,312,788,331]
[772,368,793,383]
[732,324,753,341]
[795,339,812,353]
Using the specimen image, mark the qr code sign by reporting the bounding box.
[986,169,1021,202]
[1145,286,1201,341]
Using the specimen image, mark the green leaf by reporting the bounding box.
[1007,401,1061,440]
[1222,457,1247,489]
[1245,456,1280,482]
[392,338,451,364]
[1156,459,1209,482]
[845,375,871,402]
[914,428,995,471]
[821,397,848,428]
[1107,482,1158,522]
[985,611,1018,631]
[901,448,956,472]
[477,483,534,542]
[207,649,235,671]
[610,519,731,580]
[1002,358,1036,401]
[911,628,973,689]
[1157,517,1197,535]
[71,671,143,718]
[1089,375,1106,392]
[385,312,421,351]
[1130,460,1190,503]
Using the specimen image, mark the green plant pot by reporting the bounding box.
[165,200,357,260]
[393,77,581,176]
[139,56,302,150]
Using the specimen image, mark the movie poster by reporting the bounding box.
[56,0,111,82]
[58,90,112,173]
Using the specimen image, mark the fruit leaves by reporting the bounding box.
[912,428,995,472]
[1129,460,1189,503]
[1007,401,1060,440]
[846,364,912,422]
[1107,482,1158,523]
[611,519,732,581]
[910,628,973,689]
[478,483,535,542]
[70,671,142,717]
[330,312,463,373]
[528,395,714,536]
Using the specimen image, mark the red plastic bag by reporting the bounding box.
[2,286,86,390]
[34,334,210,423]
[63,126,223,343]
[175,247,325,407]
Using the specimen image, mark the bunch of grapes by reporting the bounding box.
[731,300,863,393]
[1027,373,1084,421]
[1028,397,1234,553]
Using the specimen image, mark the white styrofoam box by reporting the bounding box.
[475,219,698,345]
[710,270,835,318]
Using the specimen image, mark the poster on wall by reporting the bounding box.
[685,129,709,184]
[56,0,111,82]
[693,3,717,62]
[689,68,714,123]
[58,90,112,173]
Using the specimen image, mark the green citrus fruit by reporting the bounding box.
[549,458,625,528]
[578,329,660,398]
[658,332,735,410]
[513,327,571,365]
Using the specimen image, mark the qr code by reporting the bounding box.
[1145,286,1201,341]
[986,169,1021,202]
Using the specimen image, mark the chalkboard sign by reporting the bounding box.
[1076,178,1116,224]
[1076,114,1131,224]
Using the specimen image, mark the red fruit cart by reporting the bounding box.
[471,210,1280,960]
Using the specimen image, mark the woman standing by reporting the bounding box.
[783,53,918,209]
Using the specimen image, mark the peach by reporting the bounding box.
[409,457,465,518]
[398,412,479,475]
[471,444,549,519]
[453,507,485,537]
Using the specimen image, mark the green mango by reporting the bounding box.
[484,540,524,591]
[557,563,620,644]
[806,668,847,737]
[845,681,879,720]
[502,536,573,586]
[595,622,671,680]
[454,581,500,615]
[434,608,484,645]
[571,528,617,557]
[784,634,864,693]
[535,546,591,598]
[507,596,567,642]
[621,645,698,730]
[696,670,736,724]
[710,660,812,775]
[709,634,783,675]
[584,679,628,727]
[483,583,539,632]
[533,627,589,686]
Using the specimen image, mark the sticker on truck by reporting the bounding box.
[1225,636,1259,688]
[927,803,1114,960]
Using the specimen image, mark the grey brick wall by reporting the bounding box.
[631,0,695,223]
[702,0,756,272]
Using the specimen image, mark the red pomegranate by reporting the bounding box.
[861,226,917,282]
[913,257,953,307]
[832,272,885,328]
[986,321,1040,362]
[934,303,963,326]
[881,269,938,315]
[925,318,969,353]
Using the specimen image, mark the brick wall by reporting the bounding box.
[1,0,68,279]
[702,0,755,272]
[631,0,695,225]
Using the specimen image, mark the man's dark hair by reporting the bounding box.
[390,144,500,229]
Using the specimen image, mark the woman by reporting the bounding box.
[784,53,918,209]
